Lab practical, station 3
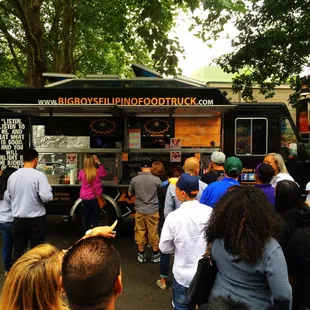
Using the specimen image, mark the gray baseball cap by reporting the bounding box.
[211,151,226,164]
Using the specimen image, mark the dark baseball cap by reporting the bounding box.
[140,160,152,168]
[224,156,243,174]
[176,173,199,195]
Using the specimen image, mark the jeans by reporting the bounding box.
[158,208,165,236]
[0,222,14,271]
[173,279,192,310]
[12,215,45,263]
[83,198,100,230]
[160,253,170,278]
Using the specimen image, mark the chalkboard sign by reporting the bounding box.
[0,117,29,171]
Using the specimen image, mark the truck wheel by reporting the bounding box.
[69,203,85,236]
[99,203,118,226]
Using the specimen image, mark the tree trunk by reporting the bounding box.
[59,0,75,73]
[17,0,47,87]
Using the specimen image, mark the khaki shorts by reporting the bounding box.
[134,212,159,247]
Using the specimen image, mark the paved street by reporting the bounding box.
[0,216,173,310]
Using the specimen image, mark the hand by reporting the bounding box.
[92,155,100,165]
[92,220,118,238]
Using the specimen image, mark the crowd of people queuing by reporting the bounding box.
[0,148,309,309]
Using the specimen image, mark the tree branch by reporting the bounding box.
[47,0,62,42]
[0,19,26,52]
[0,2,17,16]
[5,37,26,81]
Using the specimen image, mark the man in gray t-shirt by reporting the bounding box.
[6,148,53,262]
[128,161,161,264]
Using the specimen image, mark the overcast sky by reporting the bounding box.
[174,12,238,77]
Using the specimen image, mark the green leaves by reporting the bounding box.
[0,0,245,86]
[215,0,310,103]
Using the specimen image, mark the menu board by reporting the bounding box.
[0,117,29,171]
[129,129,141,149]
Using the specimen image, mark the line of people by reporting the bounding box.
[132,151,309,310]
[0,149,309,310]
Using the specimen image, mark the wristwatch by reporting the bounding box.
[85,229,93,236]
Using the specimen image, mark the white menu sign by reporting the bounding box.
[0,118,28,170]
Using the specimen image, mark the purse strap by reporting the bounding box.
[204,243,213,258]
[89,182,98,198]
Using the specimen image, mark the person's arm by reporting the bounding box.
[86,220,118,238]
[128,181,134,197]
[77,170,83,182]
[159,215,175,254]
[93,155,108,178]
[63,221,118,253]
[97,164,108,178]
[264,246,292,310]
[164,184,175,218]
[4,179,11,204]
[38,174,53,202]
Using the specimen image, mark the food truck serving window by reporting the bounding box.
[235,118,268,156]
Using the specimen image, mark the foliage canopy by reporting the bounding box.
[0,0,245,87]
[215,0,310,103]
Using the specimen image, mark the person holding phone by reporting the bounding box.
[78,155,108,230]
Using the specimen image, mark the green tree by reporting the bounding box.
[0,41,26,87]
[215,0,310,102]
[0,0,245,87]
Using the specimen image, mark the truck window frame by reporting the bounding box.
[235,117,268,156]
[280,118,298,159]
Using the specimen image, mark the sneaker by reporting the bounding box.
[137,252,146,263]
[157,279,167,289]
[151,252,161,263]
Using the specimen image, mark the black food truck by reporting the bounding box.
[0,64,309,229]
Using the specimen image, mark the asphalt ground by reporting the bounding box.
[0,216,174,310]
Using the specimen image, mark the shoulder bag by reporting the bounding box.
[90,184,106,209]
[187,244,217,306]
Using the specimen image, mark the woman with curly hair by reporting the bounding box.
[275,180,310,257]
[205,186,292,310]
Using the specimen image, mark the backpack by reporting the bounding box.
[158,180,169,208]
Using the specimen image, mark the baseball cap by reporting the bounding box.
[306,182,310,191]
[211,151,226,164]
[176,173,199,195]
[224,157,243,175]
[140,160,152,168]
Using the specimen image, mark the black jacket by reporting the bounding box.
[279,207,310,259]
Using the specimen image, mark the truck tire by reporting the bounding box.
[69,202,84,236]
[70,199,120,234]
[99,202,118,226]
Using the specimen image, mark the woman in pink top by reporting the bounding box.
[78,155,107,230]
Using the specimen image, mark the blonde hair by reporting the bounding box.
[151,161,166,177]
[84,155,97,184]
[266,152,289,174]
[183,157,200,175]
[0,244,68,310]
